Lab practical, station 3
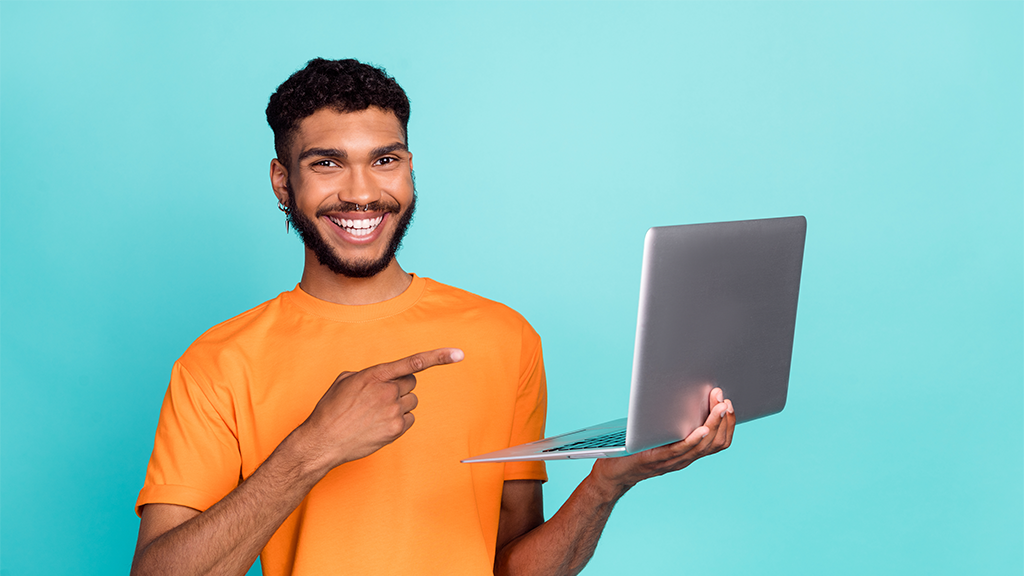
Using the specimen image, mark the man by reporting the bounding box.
[132,58,735,576]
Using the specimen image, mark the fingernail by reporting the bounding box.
[450,349,465,362]
[702,431,709,438]
[720,408,727,419]
[727,402,734,414]
[716,390,724,402]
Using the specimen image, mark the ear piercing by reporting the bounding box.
[277,200,291,233]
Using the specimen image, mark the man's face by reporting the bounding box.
[274,107,415,278]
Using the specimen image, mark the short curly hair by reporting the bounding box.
[266,58,411,167]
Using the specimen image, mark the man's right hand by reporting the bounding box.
[295,347,465,473]
[131,347,464,576]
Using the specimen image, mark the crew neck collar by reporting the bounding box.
[285,274,427,323]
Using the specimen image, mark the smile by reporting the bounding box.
[327,215,384,237]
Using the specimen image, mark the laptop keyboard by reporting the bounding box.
[542,429,627,452]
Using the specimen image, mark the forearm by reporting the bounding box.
[130,428,328,576]
[496,472,629,576]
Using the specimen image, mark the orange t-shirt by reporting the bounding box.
[137,276,547,575]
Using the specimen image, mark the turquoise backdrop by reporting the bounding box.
[2,2,1021,575]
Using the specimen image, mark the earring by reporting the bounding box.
[278,200,291,233]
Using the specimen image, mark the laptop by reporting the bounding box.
[462,216,807,463]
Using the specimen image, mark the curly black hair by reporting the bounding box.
[266,58,411,167]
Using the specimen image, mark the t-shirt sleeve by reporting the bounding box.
[502,322,548,482]
[136,361,242,516]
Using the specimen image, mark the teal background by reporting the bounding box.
[2,1,1021,574]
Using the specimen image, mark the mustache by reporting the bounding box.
[316,199,401,216]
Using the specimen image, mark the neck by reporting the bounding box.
[298,251,413,306]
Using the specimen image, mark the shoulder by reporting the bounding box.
[419,277,538,339]
[176,290,293,374]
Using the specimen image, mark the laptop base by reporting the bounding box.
[461,418,630,463]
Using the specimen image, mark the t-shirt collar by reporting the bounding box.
[284,274,427,322]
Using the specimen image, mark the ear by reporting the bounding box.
[270,158,290,205]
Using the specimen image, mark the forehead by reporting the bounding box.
[291,107,405,155]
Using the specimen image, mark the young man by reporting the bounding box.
[132,58,735,576]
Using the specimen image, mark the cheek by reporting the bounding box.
[293,180,337,212]
[380,173,414,200]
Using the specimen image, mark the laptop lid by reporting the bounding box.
[625,216,806,453]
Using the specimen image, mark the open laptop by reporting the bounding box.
[462,216,806,463]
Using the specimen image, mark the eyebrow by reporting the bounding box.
[297,142,409,163]
[370,142,409,157]
[297,147,345,162]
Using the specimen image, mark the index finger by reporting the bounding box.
[369,348,465,381]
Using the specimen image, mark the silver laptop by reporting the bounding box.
[463,216,807,463]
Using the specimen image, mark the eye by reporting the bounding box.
[312,159,338,168]
[374,156,397,166]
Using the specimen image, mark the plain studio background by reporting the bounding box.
[1,2,1021,575]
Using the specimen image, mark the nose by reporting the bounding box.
[339,166,380,208]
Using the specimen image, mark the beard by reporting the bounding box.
[286,187,417,279]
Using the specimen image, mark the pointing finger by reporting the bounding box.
[370,348,464,382]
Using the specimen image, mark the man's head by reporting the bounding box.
[267,59,416,280]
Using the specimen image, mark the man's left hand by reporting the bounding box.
[591,388,735,495]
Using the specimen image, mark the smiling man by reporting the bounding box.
[131,58,735,576]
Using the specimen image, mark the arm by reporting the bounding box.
[130,348,464,576]
[495,388,735,576]
[131,427,326,576]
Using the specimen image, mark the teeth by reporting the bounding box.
[329,215,384,237]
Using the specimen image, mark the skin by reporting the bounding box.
[131,107,736,576]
